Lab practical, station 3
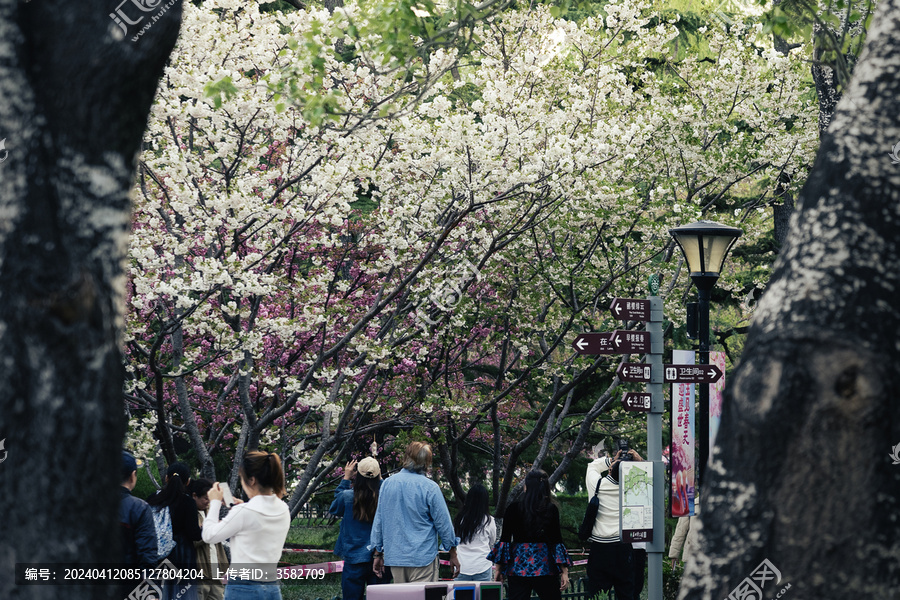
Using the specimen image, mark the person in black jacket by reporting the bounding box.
[148,461,201,600]
[488,470,571,600]
[120,451,159,599]
[121,451,159,567]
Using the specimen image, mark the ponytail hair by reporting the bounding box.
[241,451,286,498]
[148,462,192,508]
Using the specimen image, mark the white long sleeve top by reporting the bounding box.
[585,457,621,543]
[202,494,291,581]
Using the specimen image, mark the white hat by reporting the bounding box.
[357,457,381,479]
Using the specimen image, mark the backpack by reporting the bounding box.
[151,505,176,560]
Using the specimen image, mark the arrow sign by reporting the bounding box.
[611,330,651,354]
[622,392,652,413]
[617,363,652,382]
[610,298,651,322]
[663,364,723,384]
[572,332,616,355]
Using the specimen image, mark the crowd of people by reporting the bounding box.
[121,440,696,600]
[120,449,290,600]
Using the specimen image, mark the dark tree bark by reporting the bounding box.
[771,173,794,250]
[680,0,900,597]
[0,1,181,598]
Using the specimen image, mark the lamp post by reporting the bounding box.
[669,220,742,485]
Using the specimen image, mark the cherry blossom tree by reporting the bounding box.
[122,0,819,516]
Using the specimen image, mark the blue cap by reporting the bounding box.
[122,451,143,480]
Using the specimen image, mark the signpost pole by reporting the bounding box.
[697,285,711,486]
[646,295,664,600]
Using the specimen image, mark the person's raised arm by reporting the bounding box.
[203,483,248,544]
[585,457,610,493]
[329,462,355,517]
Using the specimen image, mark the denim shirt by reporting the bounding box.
[330,479,376,564]
[368,469,460,567]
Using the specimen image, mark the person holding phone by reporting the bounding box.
[330,458,391,600]
[189,478,231,600]
[203,451,291,600]
[583,443,643,600]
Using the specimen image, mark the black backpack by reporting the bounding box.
[577,477,603,541]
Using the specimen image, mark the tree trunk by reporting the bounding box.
[679,0,900,596]
[772,174,794,250]
[0,2,181,598]
[173,318,216,480]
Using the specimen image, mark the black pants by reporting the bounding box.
[507,574,561,600]
[633,548,647,598]
[586,541,635,600]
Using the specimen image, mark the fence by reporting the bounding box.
[295,504,336,526]
[562,577,614,600]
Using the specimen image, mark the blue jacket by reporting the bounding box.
[120,487,159,567]
[368,469,459,567]
[330,479,377,564]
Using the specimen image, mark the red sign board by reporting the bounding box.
[663,364,722,384]
[611,330,650,354]
[622,392,652,412]
[572,332,616,355]
[610,298,651,322]
[617,363,652,382]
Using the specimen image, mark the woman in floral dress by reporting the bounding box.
[488,470,571,600]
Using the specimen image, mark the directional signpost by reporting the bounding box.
[573,293,681,600]
[663,364,722,384]
[571,332,615,355]
[622,392,652,413]
[610,293,664,600]
[611,330,651,354]
[617,362,652,383]
[616,362,722,384]
[610,298,651,322]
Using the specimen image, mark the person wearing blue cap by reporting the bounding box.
[120,450,159,568]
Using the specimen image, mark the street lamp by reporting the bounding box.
[669,220,742,485]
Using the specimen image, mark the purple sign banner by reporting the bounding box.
[709,351,726,454]
[670,349,695,517]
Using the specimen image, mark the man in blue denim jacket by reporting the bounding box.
[369,442,461,582]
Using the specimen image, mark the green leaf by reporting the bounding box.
[203,76,239,110]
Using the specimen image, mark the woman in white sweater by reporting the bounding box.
[204,451,291,600]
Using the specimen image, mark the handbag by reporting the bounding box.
[577,477,603,541]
